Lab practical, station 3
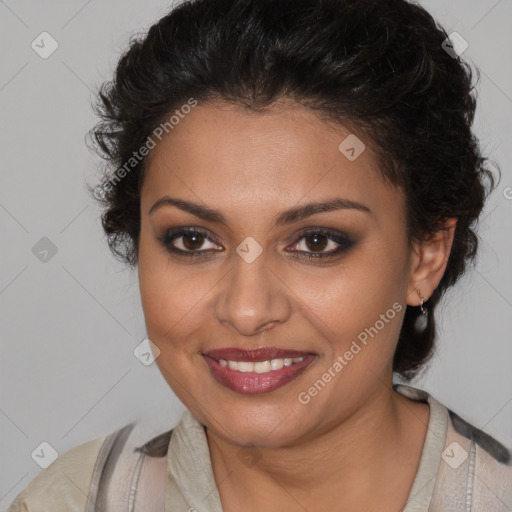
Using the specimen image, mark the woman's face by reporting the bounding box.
[138,102,422,448]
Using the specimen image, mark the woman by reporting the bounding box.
[8,0,511,510]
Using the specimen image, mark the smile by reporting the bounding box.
[219,357,305,373]
[202,347,316,394]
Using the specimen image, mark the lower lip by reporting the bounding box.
[203,355,316,394]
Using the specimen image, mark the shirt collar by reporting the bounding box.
[166,384,448,512]
[395,383,448,511]
[166,408,224,511]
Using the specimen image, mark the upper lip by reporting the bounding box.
[203,347,315,362]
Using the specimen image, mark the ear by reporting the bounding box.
[406,218,457,307]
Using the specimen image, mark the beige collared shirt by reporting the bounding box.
[7,384,512,511]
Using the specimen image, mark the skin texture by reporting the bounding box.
[138,101,456,511]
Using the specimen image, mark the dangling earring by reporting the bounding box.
[416,289,428,315]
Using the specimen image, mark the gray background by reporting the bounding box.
[1,0,511,508]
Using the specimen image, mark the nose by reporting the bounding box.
[214,251,292,337]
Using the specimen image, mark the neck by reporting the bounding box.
[206,381,429,512]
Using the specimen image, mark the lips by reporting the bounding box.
[202,346,317,394]
[204,347,314,362]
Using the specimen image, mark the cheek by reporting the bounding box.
[137,239,216,356]
[298,240,406,316]
[138,231,186,344]
[290,238,408,364]
[139,270,201,346]
[138,259,205,390]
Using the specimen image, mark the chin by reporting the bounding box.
[205,407,307,448]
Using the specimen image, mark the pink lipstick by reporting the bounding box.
[203,347,316,394]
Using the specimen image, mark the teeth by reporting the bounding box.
[254,360,271,373]
[237,362,254,373]
[218,356,305,373]
[270,358,284,370]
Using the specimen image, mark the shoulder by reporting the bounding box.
[6,425,129,512]
[395,383,512,510]
[448,410,512,502]
[432,405,512,511]
[448,409,511,465]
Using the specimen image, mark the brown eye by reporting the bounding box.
[159,227,222,255]
[303,233,329,252]
[287,229,355,260]
[182,231,206,250]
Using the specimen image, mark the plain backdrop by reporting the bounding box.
[1,0,511,508]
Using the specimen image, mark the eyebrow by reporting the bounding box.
[149,196,371,227]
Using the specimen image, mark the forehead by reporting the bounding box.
[141,103,404,226]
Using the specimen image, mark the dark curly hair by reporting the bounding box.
[87,0,499,381]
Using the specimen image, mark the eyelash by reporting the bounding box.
[157,227,354,262]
